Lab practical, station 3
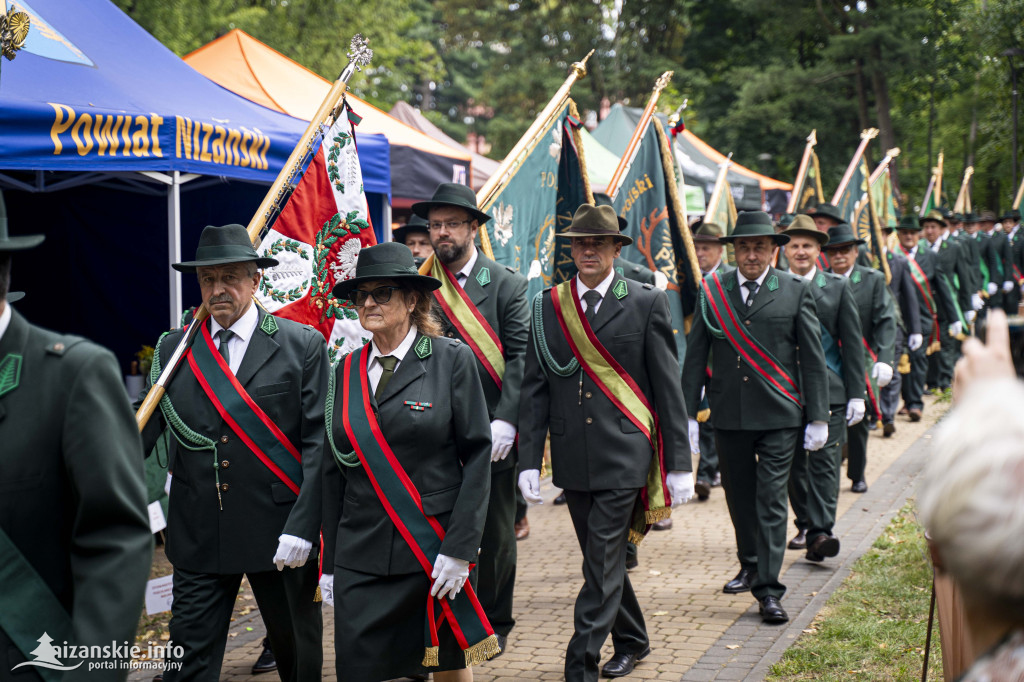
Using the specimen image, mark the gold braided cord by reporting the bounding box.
[464,634,501,667]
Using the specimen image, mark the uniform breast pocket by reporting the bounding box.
[257,381,292,398]
[549,417,565,436]
[613,332,642,345]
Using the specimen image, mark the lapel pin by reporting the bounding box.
[404,400,433,411]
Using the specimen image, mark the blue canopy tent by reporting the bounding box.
[0,0,390,366]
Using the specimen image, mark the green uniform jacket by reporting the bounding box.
[885,250,923,337]
[804,269,866,405]
[843,264,898,367]
[1,309,152,674]
[952,231,982,297]
[138,309,326,575]
[614,256,657,286]
[435,251,529,474]
[519,276,692,491]
[925,237,972,323]
[682,267,830,430]
[900,248,957,338]
[323,335,492,575]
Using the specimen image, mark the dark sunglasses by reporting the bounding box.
[349,286,401,307]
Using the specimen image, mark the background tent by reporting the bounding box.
[185,30,471,209]
[593,104,791,212]
[0,0,390,366]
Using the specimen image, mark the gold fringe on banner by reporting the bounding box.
[645,507,671,524]
[898,353,911,375]
[464,634,502,666]
[422,646,439,668]
[313,586,322,602]
[628,528,646,545]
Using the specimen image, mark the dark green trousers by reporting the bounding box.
[846,412,869,484]
[165,560,322,682]
[477,465,517,637]
[715,427,801,601]
[788,408,845,542]
[927,330,958,389]
[901,346,928,410]
[696,420,719,483]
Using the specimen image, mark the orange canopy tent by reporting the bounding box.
[184,30,473,207]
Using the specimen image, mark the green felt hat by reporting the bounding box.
[808,203,843,223]
[896,214,922,232]
[775,213,796,228]
[0,190,45,252]
[392,214,430,242]
[1000,208,1022,222]
[692,221,725,243]
[172,224,279,273]
[962,212,978,224]
[781,214,829,246]
[822,222,865,248]
[411,183,491,225]
[718,211,789,246]
[556,204,633,245]
[331,241,441,300]
[919,209,947,227]
[978,210,998,224]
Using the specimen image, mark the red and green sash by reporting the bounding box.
[186,322,303,494]
[549,280,671,544]
[861,339,882,424]
[422,255,505,388]
[701,273,803,408]
[899,246,941,352]
[339,346,499,667]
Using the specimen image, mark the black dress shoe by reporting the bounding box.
[808,533,840,558]
[251,638,277,674]
[723,567,756,594]
[883,422,895,437]
[787,529,807,550]
[492,633,508,659]
[851,480,868,493]
[626,554,639,571]
[694,479,711,500]
[805,549,824,562]
[652,517,673,531]
[711,472,722,487]
[759,596,789,624]
[553,492,567,505]
[600,647,651,678]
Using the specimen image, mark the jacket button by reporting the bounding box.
[220,483,229,492]
[585,391,593,399]
[221,460,230,469]
[447,331,454,338]
[585,417,593,425]
[744,320,751,326]
[743,376,749,382]
[220,435,229,443]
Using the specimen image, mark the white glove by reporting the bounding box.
[1004,280,1015,293]
[804,421,829,451]
[687,418,701,455]
[489,419,516,462]
[164,472,172,496]
[431,554,470,600]
[518,469,543,504]
[273,534,313,571]
[987,281,998,296]
[972,293,985,311]
[666,471,695,506]
[966,309,977,324]
[319,574,334,607]
[908,333,924,351]
[871,362,894,387]
[949,321,963,337]
[845,398,866,426]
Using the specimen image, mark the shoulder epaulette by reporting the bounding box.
[45,336,86,356]
[505,265,517,274]
[643,282,654,289]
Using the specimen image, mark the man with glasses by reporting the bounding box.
[412,183,530,656]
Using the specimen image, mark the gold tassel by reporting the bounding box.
[313,586,322,603]
[645,506,671,524]
[463,634,501,667]
[926,340,942,356]
[696,408,711,423]
[422,646,439,668]
[898,353,911,374]
[628,528,646,545]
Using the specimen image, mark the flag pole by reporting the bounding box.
[135,35,373,431]
[1014,172,1024,210]
[831,128,879,204]
[935,151,945,209]
[786,130,818,213]
[919,173,936,217]
[607,71,674,199]
[954,167,975,214]
[706,155,733,224]
[868,148,901,185]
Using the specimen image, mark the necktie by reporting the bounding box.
[582,290,602,323]
[375,355,398,401]
[216,329,235,367]
[743,280,759,308]
[456,272,468,287]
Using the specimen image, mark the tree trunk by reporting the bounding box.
[870,46,899,191]
[854,58,870,134]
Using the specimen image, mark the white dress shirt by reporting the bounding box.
[575,269,616,315]
[210,304,259,375]
[454,246,479,287]
[928,232,947,253]
[904,245,919,261]
[0,303,11,344]
[737,267,770,304]
[368,324,419,395]
[702,259,724,276]
[789,266,816,282]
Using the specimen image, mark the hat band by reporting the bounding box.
[354,263,422,280]
[194,244,262,262]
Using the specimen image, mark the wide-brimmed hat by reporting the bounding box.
[7,291,24,303]
[172,224,279,273]
[978,210,998,223]
[0,190,44,252]
[896,214,922,232]
[392,214,430,243]
[411,183,491,225]
[919,209,947,228]
[692,221,725,243]
[781,214,829,246]
[822,222,866,249]
[808,203,843,223]
[1000,208,1022,222]
[951,212,965,222]
[775,213,796,229]
[331,241,441,300]
[718,211,789,246]
[593,192,628,230]
[556,204,633,245]
[962,212,978,224]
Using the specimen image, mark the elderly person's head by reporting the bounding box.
[332,242,442,341]
[919,375,1024,627]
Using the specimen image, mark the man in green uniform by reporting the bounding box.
[137,224,327,682]
[682,211,830,623]
[825,222,896,493]
[978,210,1014,311]
[519,204,694,681]
[780,217,865,558]
[1001,209,1023,314]
[412,183,530,654]
[0,205,153,679]
[921,210,971,392]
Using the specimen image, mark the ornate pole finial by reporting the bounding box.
[1,4,30,61]
[570,49,595,78]
[887,147,900,158]
[654,71,673,93]
[668,98,688,127]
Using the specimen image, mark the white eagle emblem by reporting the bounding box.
[493,202,514,247]
[548,126,562,159]
[330,238,362,282]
